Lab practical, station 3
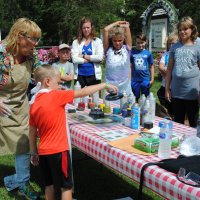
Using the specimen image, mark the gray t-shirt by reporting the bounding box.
[53,61,74,89]
[169,42,200,100]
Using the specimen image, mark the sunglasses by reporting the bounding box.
[114,49,122,55]
[20,33,40,43]
[177,167,200,187]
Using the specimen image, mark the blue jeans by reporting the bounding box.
[4,154,30,191]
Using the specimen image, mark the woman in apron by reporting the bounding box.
[0,18,41,199]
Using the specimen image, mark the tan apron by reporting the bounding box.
[0,56,32,155]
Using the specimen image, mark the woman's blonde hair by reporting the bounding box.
[34,64,59,83]
[108,25,125,39]
[5,18,41,55]
[177,16,198,42]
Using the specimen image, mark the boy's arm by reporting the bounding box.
[29,125,39,166]
[149,64,154,87]
[74,83,118,98]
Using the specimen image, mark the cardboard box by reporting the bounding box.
[134,135,179,153]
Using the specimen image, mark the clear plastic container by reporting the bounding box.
[92,91,99,107]
[180,136,200,156]
[158,120,173,159]
[147,92,156,123]
[141,99,151,126]
[120,90,128,110]
[74,81,81,106]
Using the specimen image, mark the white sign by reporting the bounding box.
[150,18,167,49]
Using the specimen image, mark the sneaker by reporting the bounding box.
[18,183,40,200]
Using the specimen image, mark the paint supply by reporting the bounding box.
[98,103,105,111]
[88,102,95,109]
[147,92,156,123]
[74,81,81,106]
[120,90,128,110]
[143,122,153,130]
[78,101,85,111]
[83,95,89,105]
[123,117,131,127]
[92,91,99,107]
[113,107,121,114]
[103,105,111,113]
[127,108,131,117]
[121,108,127,118]
[130,103,140,130]
[87,98,92,108]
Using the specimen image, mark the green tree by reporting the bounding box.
[1,0,200,45]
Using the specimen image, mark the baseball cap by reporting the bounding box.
[59,43,70,51]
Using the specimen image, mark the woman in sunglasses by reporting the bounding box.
[0,18,41,199]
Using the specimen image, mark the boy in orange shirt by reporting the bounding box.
[29,64,117,200]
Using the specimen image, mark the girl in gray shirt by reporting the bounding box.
[165,16,200,127]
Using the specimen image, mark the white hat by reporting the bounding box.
[59,43,70,50]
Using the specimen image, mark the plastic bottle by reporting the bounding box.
[158,120,173,159]
[141,99,151,126]
[128,93,136,108]
[139,94,146,109]
[92,91,99,107]
[147,92,156,123]
[197,119,200,138]
[120,90,128,110]
[139,94,146,124]
[74,81,81,106]
[130,103,140,130]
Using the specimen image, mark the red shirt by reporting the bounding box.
[29,90,74,155]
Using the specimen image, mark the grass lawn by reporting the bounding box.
[0,71,164,200]
[0,148,164,200]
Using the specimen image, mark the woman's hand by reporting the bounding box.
[118,21,129,28]
[0,98,12,117]
[165,89,171,102]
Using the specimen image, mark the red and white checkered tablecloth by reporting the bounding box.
[66,104,200,200]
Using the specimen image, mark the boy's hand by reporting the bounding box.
[31,154,39,166]
[105,83,118,94]
[149,80,154,87]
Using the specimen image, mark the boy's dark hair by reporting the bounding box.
[136,32,146,41]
